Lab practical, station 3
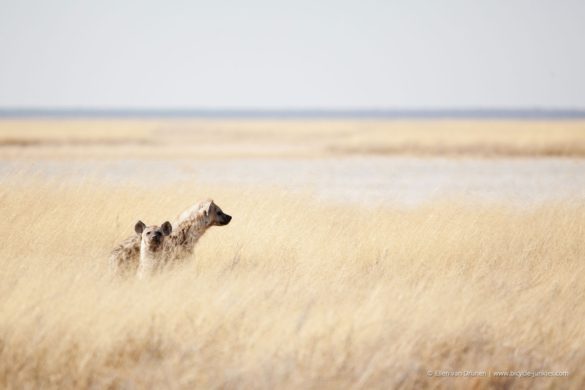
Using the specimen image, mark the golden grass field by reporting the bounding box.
[1,120,584,389]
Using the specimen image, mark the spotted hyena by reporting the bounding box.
[109,199,232,277]
[134,220,173,279]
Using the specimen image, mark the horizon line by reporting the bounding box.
[1,107,585,120]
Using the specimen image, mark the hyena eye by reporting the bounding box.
[147,231,152,235]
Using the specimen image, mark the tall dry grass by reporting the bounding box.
[0,176,584,389]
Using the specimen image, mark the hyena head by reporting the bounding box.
[202,200,232,226]
[135,220,173,252]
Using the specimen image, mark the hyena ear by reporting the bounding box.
[161,221,172,236]
[202,200,214,217]
[134,221,146,235]
[205,199,217,217]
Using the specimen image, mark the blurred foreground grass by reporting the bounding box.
[0,176,583,388]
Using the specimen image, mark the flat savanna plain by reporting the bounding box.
[1,119,585,158]
[1,119,585,389]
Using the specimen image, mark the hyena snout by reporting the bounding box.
[150,231,163,243]
[219,213,232,225]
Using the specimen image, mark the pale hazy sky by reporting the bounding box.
[1,0,584,109]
